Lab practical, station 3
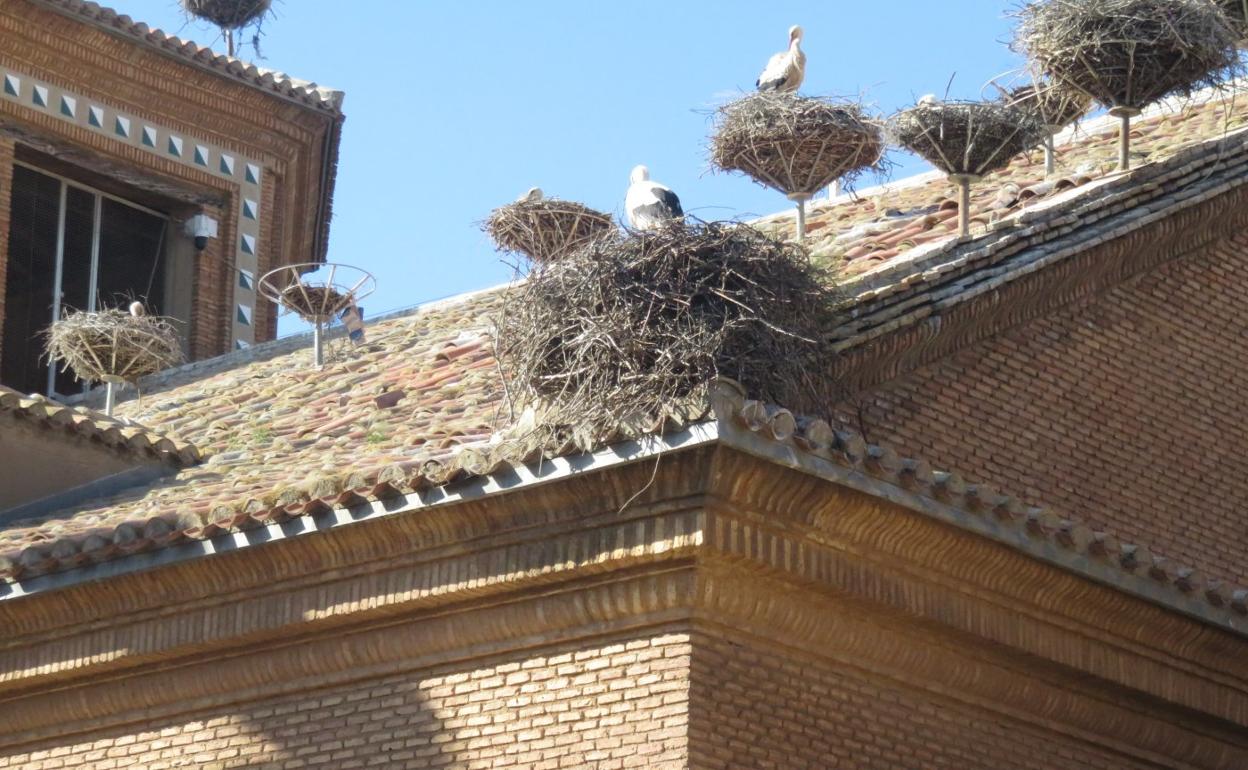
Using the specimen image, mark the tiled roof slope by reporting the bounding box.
[0,385,199,467]
[755,89,1247,280]
[30,0,344,113]
[0,290,509,576]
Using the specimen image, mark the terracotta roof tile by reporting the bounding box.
[0,385,199,468]
[756,88,1248,281]
[29,0,344,113]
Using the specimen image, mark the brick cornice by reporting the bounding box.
[0,445,1245,764]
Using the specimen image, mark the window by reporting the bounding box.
[1,163,172,397]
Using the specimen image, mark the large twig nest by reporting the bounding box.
[494,222,842,438]
[485,199,616,264]
[181,0,271,28]
[888,100,1048,177]
[710,93,885,196]
[1015,0,1239,111]
[1220,0,1248,42]
[1004,80,1093,129]
[46,309,183,385]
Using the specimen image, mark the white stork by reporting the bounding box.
[128,301,146,317]
[625,165,683,230]
[516,187,543,203]
[918,94,942,107]
[756,26,806,93]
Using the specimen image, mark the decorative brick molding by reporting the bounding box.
[0,0,341,357]
[1,444,1245,766]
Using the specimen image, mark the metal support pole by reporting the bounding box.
[1044,135,1056,177]
[1118,113,1130,171]
[313,320,324,368]
[954,175,971,238]
[104,381,116,417]
[1109,107,1139,172]
[788,193,812,244]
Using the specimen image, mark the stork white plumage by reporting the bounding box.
[625,165,683,231]
[918,94,942,107]
[128,301,146,318]
[756,26,806,93]
[516,187,543,203]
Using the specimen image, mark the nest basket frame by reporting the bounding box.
[258,262,376,367]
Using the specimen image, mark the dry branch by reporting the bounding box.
[181,0,271,28]
[1015,0,1238,110]
[494,221,842,443]
[888,100,1049,177]
[1004,80,1093,129]
[485,199,616,264]
[710,92,885,196]
[46,309,182,385]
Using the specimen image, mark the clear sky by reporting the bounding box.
[117,1,1025,334]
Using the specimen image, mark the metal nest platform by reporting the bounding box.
[259,263,376,367]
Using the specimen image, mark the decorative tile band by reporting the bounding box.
[0,64,265,350]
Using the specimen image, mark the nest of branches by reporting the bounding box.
[710,92,885,196]
[279,284,349,322]
[1005,80,1093,129]
[494,221,842,439]
[1015,0,1239,110]
[181,0,271,28]
[46,309,182,384]
[485,199,616,264]
[888,100,1048,177]
[1220,0,1248,42]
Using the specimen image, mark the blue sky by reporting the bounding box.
[119,1,1025,333]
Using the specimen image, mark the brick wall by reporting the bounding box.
[0,628,690,770]
[835,231,1248,585]
[0,139,14,364]
[688,628,1156,770]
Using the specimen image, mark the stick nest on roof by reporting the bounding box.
[278,284,348,322]
[494,221,842,441]
[181,0,271,28]
[710,93,885,197]
[1004,80,1093,129]
[45,309,183,385]
[1219,0,1248,43]
[888,100,1048,177]
[1015,0,1239,111]
[485,199,617,264]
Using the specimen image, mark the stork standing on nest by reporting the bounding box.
[625,166,683,230]
[756,26,806,93]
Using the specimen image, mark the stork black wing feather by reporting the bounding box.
[658,188,683,218]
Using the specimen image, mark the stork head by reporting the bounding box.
[630,165,650,184]
[788,25,803,45]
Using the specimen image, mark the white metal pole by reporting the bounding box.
[957,176,971,237]
[104,381,116,417]
[313,320,324,368]
[788,193,812,243]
